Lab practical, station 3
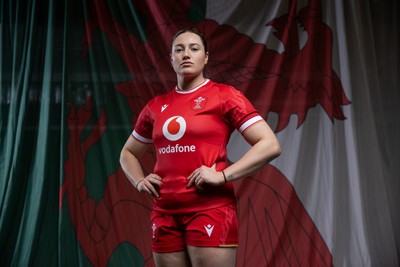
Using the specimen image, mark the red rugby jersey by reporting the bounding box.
[133,79,263,214]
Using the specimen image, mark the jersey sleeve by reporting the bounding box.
[220,86,263,133]
[132,102,155,144]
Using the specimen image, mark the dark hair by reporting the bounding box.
[171,28,208,52]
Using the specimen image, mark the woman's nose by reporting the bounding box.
[183,48,190,58]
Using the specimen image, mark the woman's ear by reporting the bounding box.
[205,52,209,65]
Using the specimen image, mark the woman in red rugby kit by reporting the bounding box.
[120,28,281,267]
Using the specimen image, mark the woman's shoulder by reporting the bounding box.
[209,80,234,90]
[208,80,244,99]
[208,80,239,96]
[147,90,174,106]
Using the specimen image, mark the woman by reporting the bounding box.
[120,28,281,267]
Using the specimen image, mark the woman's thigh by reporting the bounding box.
[187,245,237,267]
[153,250,191,267]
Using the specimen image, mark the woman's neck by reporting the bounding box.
[177,75,206,91]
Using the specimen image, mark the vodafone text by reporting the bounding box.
[158,144,196,154]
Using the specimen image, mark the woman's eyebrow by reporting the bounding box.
[173,43,200,47]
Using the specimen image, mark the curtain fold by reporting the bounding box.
[1,0,64,266]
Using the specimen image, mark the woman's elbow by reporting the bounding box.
[119,147,130,166]
[269,139,282,160]
[119,150,125,166]
[274,143,282,158]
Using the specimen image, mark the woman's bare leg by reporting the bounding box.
[187,246,237,267]
[153,251,191,267]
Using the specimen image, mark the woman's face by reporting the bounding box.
[171,32,209,79]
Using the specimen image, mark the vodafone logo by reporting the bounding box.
[159,116,195,154]
[162,116,186,141]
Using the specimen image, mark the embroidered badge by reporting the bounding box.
[191,96,207,110]
[152,223,157,239]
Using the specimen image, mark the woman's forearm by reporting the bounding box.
[120,148,146,188]
[119,136,151,188]
[223,139,280,182]
[223,122,281,182]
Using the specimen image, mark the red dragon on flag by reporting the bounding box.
[60,0,350,266]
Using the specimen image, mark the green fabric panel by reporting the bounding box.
[0,0,211,266]
[0,0,60,266]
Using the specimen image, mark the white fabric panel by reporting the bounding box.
[216,0,399,266]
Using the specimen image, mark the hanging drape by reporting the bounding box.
[1,0,399,266]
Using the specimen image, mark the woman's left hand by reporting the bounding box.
[187,164,225,189]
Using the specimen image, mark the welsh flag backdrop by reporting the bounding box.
[1,0,399,266]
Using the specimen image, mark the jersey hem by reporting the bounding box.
[239,115,264,133]
[132,130,153,143]
[153,198,236,215]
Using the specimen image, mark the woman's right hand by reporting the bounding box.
[120,135,162,198]
[136,173,163,198]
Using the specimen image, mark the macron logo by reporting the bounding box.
[161,104,168,112]
[204,224,215,237]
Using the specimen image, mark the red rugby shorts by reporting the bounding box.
[150,203,238,253]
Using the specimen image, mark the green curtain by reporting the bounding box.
[1,0,62,265]
[1,0,136,265]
